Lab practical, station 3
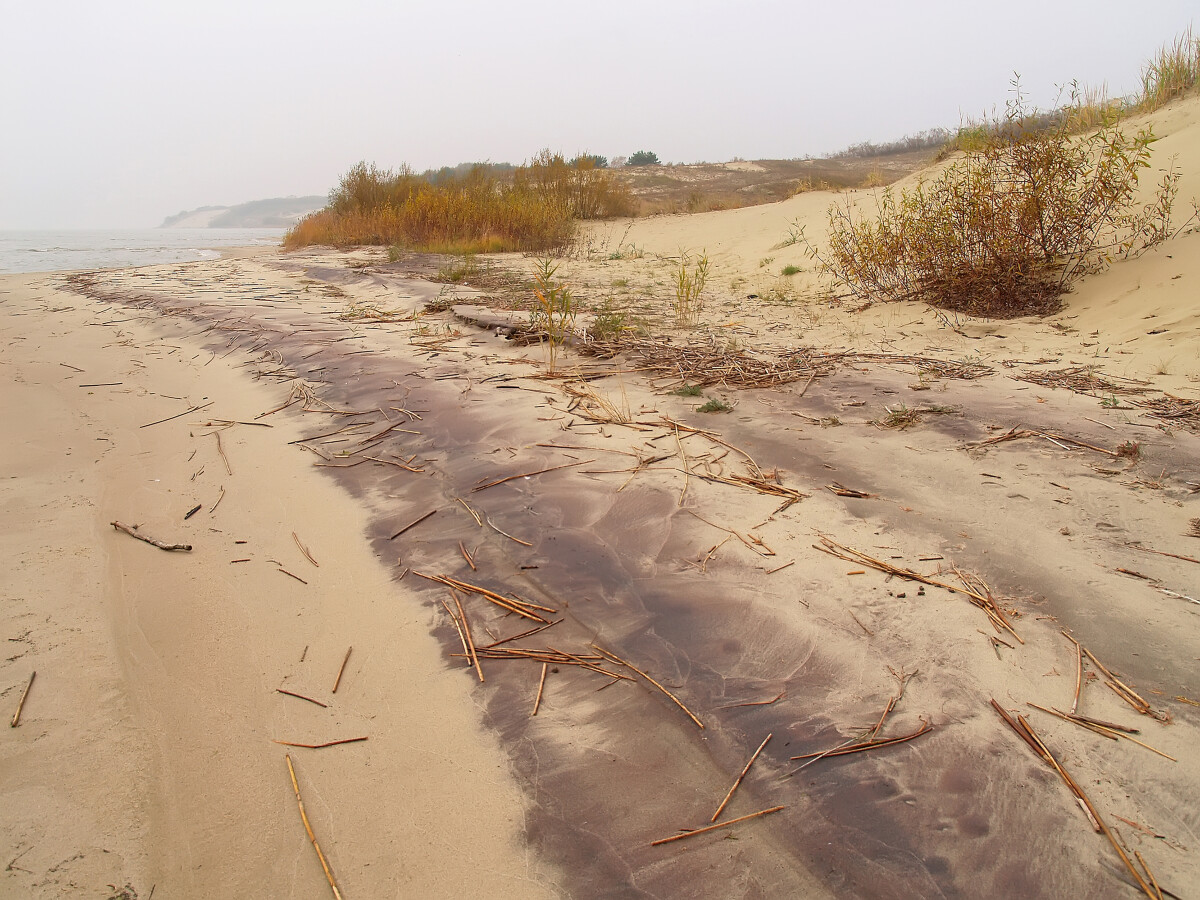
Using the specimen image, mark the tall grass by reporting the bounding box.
[284,152,634,254]
[1139,26,1200,111]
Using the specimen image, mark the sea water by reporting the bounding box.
[0,228,284,275]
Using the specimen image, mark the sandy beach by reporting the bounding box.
[3,97,1200,899]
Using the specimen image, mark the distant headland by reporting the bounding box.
[159,195,326,228]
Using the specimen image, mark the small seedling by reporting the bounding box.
[697,397,732,413]
[672,384,703,397]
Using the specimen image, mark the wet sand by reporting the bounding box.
[4,236,1196,898]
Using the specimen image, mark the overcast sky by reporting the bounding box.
[2,0,1195,228]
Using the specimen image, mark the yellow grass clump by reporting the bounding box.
[284,152,634,254]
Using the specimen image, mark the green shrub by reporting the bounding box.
[627,150,661,166]
[807,87,1181,317]
[697,397,732,413]
[781,264,801,277]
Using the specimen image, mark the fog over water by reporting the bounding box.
[3,0,1195,228]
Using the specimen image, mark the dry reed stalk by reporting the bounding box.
[274,737,368,749]
[1072,641,1084,714]
[277,688,328,708]
[471,459,592,492]
[478,620,561,649]
[458,541,476,571]
[388,509,437,540]
[412,572,551,622]
[990,703,1158,897]
[209,485,225,514]
[1127,542,1200,566]
[332,647,353,693]
[285,754,344,900]
[651,806,785,846]
[712,733,772,822]
[788,721,933,760]
[278,567,308,585]
[593,645,704,729]
[215,431,233,475]
[1027,703,1176,761]
[450,590,484,683]
[1061,632,1167,722]
[10,671,35,727]
[674,424,689,507]
[293,532,319,567]
[485,517,533,547]
[532,662,548,716]
[715,691,785,710]
[140,400,214,429]
[110,521,192,552]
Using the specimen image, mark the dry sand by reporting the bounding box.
[3,97,1200,899]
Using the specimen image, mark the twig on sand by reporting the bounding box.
[139,400,214,429]
[111,521,192,552]
[450,591,484,683]
[712,733,772,822]
[593,644,704,729]
[277,688,327,708]
[209,485,225,514]
[184,503,202,520]
[276,737,368,749]
[788,721,933,760]
[651,806,785,847]
[285,755,344,900]
[215,431,233,475]
[486,517,533,547]
[10,672,35,727]
[293,532,319,567]
[1061,631,1168,722]
[388,509,437,541]
[278,567,308,585]
[1026,703,1176,761]
[470,459,592,492]
[332,647,353,693]
[532,662,549,716]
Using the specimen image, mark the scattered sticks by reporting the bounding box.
[816,536,1021,643]
[712,733,772,822]
[10,672,35,727]
[1061,632,1168,722]
[651,806,785,847]
[110,520,192,552]
[1027,703,1175,761]
[990,701,1160,898]
[285,754,344,900]
[413,572,553,622]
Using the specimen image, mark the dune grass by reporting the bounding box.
[284,152,634,254]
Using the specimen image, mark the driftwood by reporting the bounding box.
[111,521,192,552]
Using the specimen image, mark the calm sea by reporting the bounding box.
[0,228,284,275]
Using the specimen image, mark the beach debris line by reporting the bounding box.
[10,671,35,727]
[990,701,1164,898]
[110,520,192,552]
[284,755,344,900]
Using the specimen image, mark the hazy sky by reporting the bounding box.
[2,0,1195,228]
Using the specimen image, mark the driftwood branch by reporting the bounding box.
[110,521,192,551]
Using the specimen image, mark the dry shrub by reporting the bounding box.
[284,152,633,254]
[809,87,1181,317]
[1139,26,1200,111]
